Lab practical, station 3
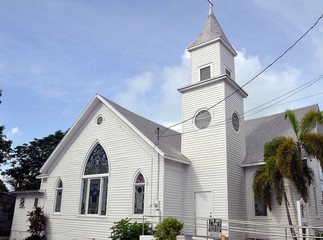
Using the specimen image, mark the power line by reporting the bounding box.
[161,73,323,138]
[161,12,323,135]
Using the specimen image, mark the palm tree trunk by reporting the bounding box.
[284,191,297,240]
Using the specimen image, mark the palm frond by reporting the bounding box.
[275,138,297,177]
[302,133,323,168]
[299,110,323,139]
[253,166,273,211]
[264,137,289,159]
[285,110,299,137]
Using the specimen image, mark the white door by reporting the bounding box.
[195,191,213,237]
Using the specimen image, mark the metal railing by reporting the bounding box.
[135,215,323,239]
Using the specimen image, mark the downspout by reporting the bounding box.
[150,156,153,216]
[156,153,161,223]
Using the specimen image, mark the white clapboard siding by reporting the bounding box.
[190,43,221,85]
[224,82,247,238]
[307,159,323,228]
[220,44,235,80]
[10,193,44,240]
[163,159,185,218]
[182,80,229,235]
[41,103,163,240]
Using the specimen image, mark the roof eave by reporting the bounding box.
[164,154,191,165]
[98,95,165,157]
[187,38,237,56]
[178,75,248,98]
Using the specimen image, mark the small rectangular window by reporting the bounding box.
[200,66,211,81]
[254,197,267,216]
[34,198,38,208]
[225,68,231,77]
[19,197,25,208]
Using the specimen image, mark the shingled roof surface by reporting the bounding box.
[188,7,234,51]
[244,105,319,165]
[102,96,189,163]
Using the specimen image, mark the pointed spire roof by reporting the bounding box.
[188,5,236,54]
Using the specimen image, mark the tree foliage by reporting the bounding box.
[2,130,66,190]
[253,108,323,240]
[154,217,183,240]
[0,90,12,164]
[0,179,8,192]
[110,218,152,240]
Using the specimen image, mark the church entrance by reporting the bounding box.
[194,191,213,237]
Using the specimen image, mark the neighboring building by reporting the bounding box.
[0,191,15,237]
[10,4,323,240]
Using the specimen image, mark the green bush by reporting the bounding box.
[110,218,152,240]
[25,207,46,240]
[24,235,46,240]
[154,217,183,240]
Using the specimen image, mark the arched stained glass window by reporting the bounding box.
[55,179,63,213]
[133,173,145,214]
[84,144,109,175]
[80,144,109,215]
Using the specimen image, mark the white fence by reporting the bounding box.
[136,215,323,240]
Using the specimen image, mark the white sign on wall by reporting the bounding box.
[297,197,308,226]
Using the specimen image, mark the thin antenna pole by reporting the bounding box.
[208,0,213,7]
[155,127,160,143]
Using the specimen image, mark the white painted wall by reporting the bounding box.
[220,44,235,81]
[224,82,247,239]
[181,80,228,236]
[39,103,164,240]
[163,159,185,219]
[190,43,221,84]
[10,193,44,240]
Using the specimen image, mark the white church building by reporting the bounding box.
[10,4,323,240]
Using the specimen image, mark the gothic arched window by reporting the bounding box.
[133,172,145,214]
[80,144,109,215]
[55,179,63,213]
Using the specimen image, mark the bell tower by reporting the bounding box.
[179,3,248,238]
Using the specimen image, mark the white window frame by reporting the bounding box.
[251,177,268,219]
[54,178,63,213]
[133,172,146,215]
[79,143,109,216]
[199,64,212,81]
[224,66,232,77]
[80,174,109,216]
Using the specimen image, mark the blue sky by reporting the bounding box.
[1,0,323,147]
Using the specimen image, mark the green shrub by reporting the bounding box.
[24,235,46,240]
[110,218,152,240]
[154,217,183,240]
[25,207,46,240]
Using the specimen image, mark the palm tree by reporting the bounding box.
[253,109,323,240]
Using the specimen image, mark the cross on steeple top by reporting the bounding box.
[207,0,214,15]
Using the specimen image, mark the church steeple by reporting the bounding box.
[186,4,237,84]
[188,4,236,55]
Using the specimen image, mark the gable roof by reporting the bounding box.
[40,95,189,175]
[244,104,320,166]
[188,6,236,54]
[99,96,189,163]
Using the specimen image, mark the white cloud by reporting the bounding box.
[113,50,190,128]
[236,50,301,119]
[11,127,20,135]
[6,126,22,141]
